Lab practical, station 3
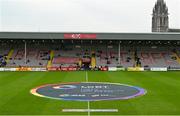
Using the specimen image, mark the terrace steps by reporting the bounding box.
[47,50,54,67]
[6,49,14,63]
[173,53,180,64]
[91,57,96,68]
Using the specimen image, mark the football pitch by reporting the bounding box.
[0,71,180,115]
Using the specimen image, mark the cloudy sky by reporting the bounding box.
[0,0,180,32]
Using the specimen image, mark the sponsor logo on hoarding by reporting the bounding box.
[150,67,167,71]
[100,67,108,71]
[127,67,144,71]
[16,67,32,71]
[47,67,77,71]
[108,67,117,71]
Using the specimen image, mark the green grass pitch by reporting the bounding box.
[0,71,180,115]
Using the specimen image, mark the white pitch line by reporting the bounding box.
[85,71,90,116]
[62,109,118,112]
[87,101,90,116]
[62,71,119,114]
[85,71,88,82]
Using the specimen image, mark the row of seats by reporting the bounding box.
[0,43,180,68]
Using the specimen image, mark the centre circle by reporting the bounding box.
[31,82,146,101]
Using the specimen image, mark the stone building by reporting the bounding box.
[152,0,180,32]
[152,0,169,32]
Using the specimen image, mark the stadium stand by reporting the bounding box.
[0,40,180,69]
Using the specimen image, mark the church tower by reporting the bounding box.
[152,0,169,32]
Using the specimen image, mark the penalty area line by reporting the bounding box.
[62,109,119,112]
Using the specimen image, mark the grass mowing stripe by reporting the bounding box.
[40,71,88,115]
[1,71,180,115]
[31,72,69,115]
[0,72,16,78]
[62,71,86,82]
[0,72,46,107]
[113,72,179,115]
[154,72,180,84]
[141,72,180,92]
[128,72,180,114]
[89,71,139,115]
[0,72,32,86]
[108,72,144,114]
[88,71,114,83]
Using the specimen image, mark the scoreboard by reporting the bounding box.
[64,34,96,39]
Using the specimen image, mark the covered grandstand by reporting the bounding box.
[0,32,180,71]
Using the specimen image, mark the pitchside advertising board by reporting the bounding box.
[64,34,96,39]
[47,67,77,71]
[127,67,144,71]
[150,67,167,71]
[168,67,180,71]
[0,68,46,71]
[108,67,126,71]
[0,67,169,72]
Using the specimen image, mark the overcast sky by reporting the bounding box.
[0,0,180,32]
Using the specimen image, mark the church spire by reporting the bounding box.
[152,0,169,32]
